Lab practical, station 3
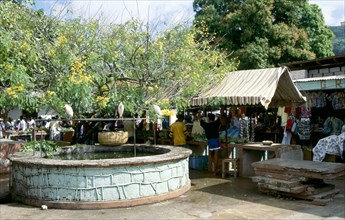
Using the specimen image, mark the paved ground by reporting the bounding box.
[0,170,344,220]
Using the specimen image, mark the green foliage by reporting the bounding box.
[333,39,345,55]
[0,1,238,120]
[193,0,335,69]
[329,26,345,38]
[0,1,60,113]
[20,140,60,158]
[329,26,345,55]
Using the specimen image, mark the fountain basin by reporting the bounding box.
[9,144,192,209]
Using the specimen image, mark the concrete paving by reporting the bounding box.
[1,170,344,220]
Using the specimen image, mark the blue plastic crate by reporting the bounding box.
[189,156,208,170]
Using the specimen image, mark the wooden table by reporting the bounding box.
[224,143,303,177]
[9,131,47,141]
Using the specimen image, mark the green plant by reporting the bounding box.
[21,140,60,158]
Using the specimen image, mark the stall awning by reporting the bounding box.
[191,66,306,109]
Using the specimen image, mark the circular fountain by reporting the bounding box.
[9,144,191,209]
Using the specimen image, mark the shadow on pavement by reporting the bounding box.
[189,169,345,219]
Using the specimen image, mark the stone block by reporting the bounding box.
[47,173,62,187]
[124,184,140,199]
[156,182,169,194]
[180,175,188,186]
[319,68,330,75]
[144,171,161,183]
[168,178,180,191]
[323,72,333,76]
[27,188,40,199]
[94,175,111,187]
[112,173,131,186]
[330,67,340,73]
[141,184,156,197]
[81,188,96,201]
[160,169,172,181]
[41,187,56,200]
[103,187,120,200]
[309,72,322,77]
[132,173,144,183]
[334,71,345,75]
[308,69,319,76]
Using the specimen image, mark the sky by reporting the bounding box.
[310,0,345,26]
[32,0,344,27]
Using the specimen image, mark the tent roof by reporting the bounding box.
[191,66,306,109]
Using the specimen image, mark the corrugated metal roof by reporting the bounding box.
[191,66,306,109]
[284,54,345,71]
[293,75,345,83]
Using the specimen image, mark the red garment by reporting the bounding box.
[284,106,292,115]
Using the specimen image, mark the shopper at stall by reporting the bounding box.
[169,114,188,147]
[226,108,241,138]
[18,115,27,132]
[27,116,36,130]
[4,117,14,139]
[0,118,5,138]
[200,113,221,176]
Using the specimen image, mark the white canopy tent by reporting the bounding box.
[191,66,306,109]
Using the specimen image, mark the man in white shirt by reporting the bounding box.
[0,118,5,138]
[19,115,27,131]
[27,116,36,129]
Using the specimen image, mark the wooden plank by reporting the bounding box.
[257,182,308,194]
[252,158,345,175]
[252,176,302,188]
[311,188,340,199]
[257,182,339,203]
[254,170,308,181]
[254,167,345,180]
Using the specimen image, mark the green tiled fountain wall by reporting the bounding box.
[11,159,189,201]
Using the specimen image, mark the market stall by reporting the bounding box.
[189,66,307,176]
[190,66,307,143]
[191,66,306,109]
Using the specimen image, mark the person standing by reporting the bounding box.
[169,114,188,147]
[200,113,222,176]
[4,117,14,139]
[27,116,36,130]
[19,115,27,132]
[0,118,5,138]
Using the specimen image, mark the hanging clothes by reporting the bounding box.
[277,106,288,127]
[281,112,295,145]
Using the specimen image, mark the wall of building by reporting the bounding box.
[308,66,345,78]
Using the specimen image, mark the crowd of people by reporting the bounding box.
[0,116,31,139]
[0,115,65,141]
[167,107,244,176]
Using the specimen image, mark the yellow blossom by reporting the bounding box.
[13,84,23,92]
[161,109,174,116]
[47,91,55,97]
[56,35,67,46]
[69,57,91,84]
[95,96,109,108]
[4,63,14,71]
